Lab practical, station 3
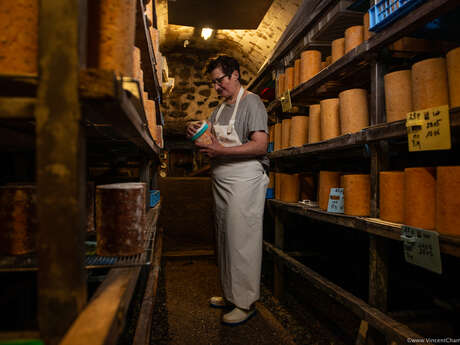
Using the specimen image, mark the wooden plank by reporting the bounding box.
[274,207,285,300]
[36,1,86,344]
[0,331,40,341]
[163,249,215,257]
[263,242,433,344]
[369,236,389,312]
[59,267,141,345]
[0,97,35,119]
[355,320,369,345]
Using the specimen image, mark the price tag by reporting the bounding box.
[280,90,292,112]
[327,188,344,213]
[406,105,451,151]
[401,226,442,274]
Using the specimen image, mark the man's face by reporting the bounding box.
[210,66,239,98]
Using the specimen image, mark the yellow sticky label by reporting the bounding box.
[280,90,292,112]
[406,105,451,151]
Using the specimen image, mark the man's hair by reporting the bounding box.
[206,55,241,81]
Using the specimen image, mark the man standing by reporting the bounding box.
[187,55,269,325]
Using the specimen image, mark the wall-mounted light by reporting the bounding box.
[201,28,213,40]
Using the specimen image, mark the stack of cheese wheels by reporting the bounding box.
[277,73,285,98]
[384,70,413,122]
[412,57,449,110]
[319,171,341,211]
[339,89,369,134]
[275,173,282,200]
[0,1,38,74]
[342,174,370,216]
[294,59,301,87]
[332,38,345,63]
[281,118,291,149]
[285,66,295,91]
[320,98,340,140]
[96,0,136,76]
[345,26,364,54]
[309,104,321,143]
[436,166,460,236]
[0,185,37,255]
[363,12,374,41]
[96,183,146,256]
[379,171,404,223]
[289,116,309,147]
[300,50,321,84]
[300,174,316,201]
[274,122,282,151]
[446,47,460,108]
[280,174,300,203]
[404,167,436,230]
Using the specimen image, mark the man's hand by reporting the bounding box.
[185,121,203,139]
[196,134,225,158]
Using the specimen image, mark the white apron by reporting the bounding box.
[211,87,269,309]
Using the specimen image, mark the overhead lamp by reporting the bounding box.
[201,28,213,40]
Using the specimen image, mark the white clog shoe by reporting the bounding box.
[222,307,256,325]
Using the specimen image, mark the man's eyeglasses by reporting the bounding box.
[211,74,229,85]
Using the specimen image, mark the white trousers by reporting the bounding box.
[212,159,269,309]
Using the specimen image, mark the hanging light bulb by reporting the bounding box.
[201,28,213,40]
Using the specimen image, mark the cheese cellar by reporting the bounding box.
[0,0,459,344]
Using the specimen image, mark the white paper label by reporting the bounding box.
[401,226,442,274]
[327,188,344,213]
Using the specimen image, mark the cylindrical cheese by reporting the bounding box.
[339,89,369,134]
[345,26,364,54]
[281,118,291,149]
[294,59,301,87]
[412,57,449,110]
[436,166,460,236]
[384,70,413,122]
[274,122,282,151]
[332,38,345,63]
[285,66,295,91]
[97,0,136,76]
[325,56,332,66]
[133,47,141,81]
[343,174,370,216]
[300,174,316,201]
[404,167,436,230]
[145,100,157,129]
[268,172,275,189]
[0,185,37,255]
[309,104,321,143]
[319,171,341,211]
[96,183,146,256]
[275,173,281,200]
[278,73,286,98]
[0,1,38,74]
[320,98,340,141]
[300,50,322,84]
[280,174,300,203]
[269,125,275,146]
[289,116,309,147]
[363,12,374,41]
[379,171,404,223]
[321,61,327,70]
[447,47,460,108]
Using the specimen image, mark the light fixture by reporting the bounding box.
[201,28,213,40]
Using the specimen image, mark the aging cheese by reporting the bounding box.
[345,26,364,54]
[320,98,340,140]
[446,47,460,108]
[339,89,369,134]
[379,171,404,223]
[280,174,300,203]
[436,166,460,236]
[281,118,291,149]
[384,70,413,122]
[300,50,322,84]
[300,174,316,201]
[343,174,370,216]
[285,66,295,91]
[275,173,281,200]
[274,122,282,151]
[277,73,286,98]
[319,171,341,211]
[332,38,345,63]
[363,12,374,41]
[412,58,449,110]
[294,59,301,87]
[289,116,309,147]
[309,104,321,143]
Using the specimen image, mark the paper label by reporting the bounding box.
[401,226,442,274]
[406,105,451,151]
[327,188,344,213]
[280,90,292,112]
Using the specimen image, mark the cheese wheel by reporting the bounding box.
[319,171,341,211]
[404,167,436,230]
[300,174,316,201]
[446,47,460,108]
[363,12,374,41]
[269,125,275,143]
[133,47,141,81]
[339,89,369,134]
[343,174,370,216]
[436,166,460,236]
[278,73,286,97]
[309,104,321,143]
[294,59,301,87]
[412,58,449,110]
[320,98,340,140]
[384,70,413,122]
[275,173,281,200]
[280,174,300,203]
[97,0,136,76]
[379,171,404,223]
[300,50,322,84]
[274,122,282,151]
[268,172,275,189]
[345,26,364,54]
[321,61,327,70]
[332,38,345,63]
[281,118,291,149]
[285,66,295,91]
[289,116,309,147]
[0,0,38,74]
[325,56,332,66]
[145,100,157,132]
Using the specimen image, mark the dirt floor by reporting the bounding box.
[150,256,348,345]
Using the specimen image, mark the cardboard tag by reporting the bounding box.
[280,90,292,112]
[327,188,344,213]
[406,105,451,151]
[401,226,442,274]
